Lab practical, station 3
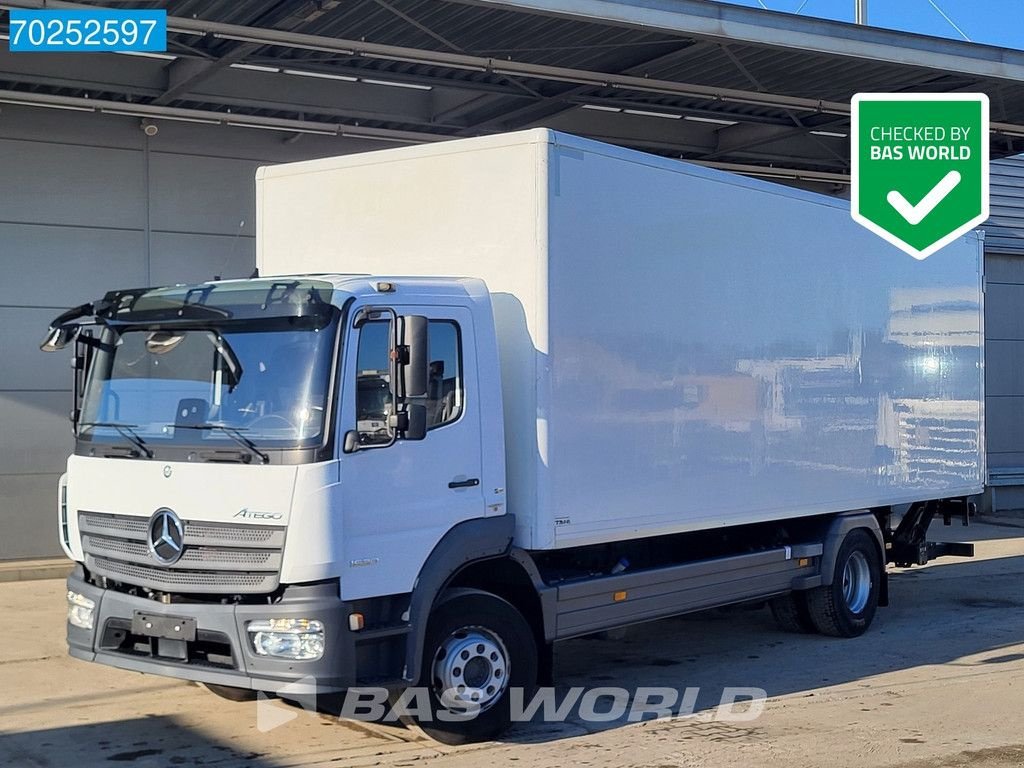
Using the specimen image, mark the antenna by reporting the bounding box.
[214,219,246,281]
[925,0,972,42]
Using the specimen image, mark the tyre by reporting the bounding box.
[410,590,537,745]
[769,592,815,633]
[203,683,259,702]
[806,529,882,638]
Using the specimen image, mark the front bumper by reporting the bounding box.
[66,566,354,694]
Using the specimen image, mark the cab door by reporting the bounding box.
[338,303,485,600]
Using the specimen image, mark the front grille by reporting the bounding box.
[89,556,278,592]
[82,535,280,570]
[79,511,284,594]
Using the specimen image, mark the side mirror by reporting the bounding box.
[403,404,427,441]
[399,315,429,398]
[343,430,361,454]
[146,330,185,355]
[387,403,427,441]
[40,325,79,352]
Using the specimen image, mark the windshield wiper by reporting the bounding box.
[174,424,269,464]
[79,422,154,459]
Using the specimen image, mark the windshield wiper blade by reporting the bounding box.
[174,423,269,464]
[79,422,154,459]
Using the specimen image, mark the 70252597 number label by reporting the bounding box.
[8,9,167,53]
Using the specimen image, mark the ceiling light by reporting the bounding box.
[340,132,420,143]
[230,63,281,73]
[0,98,94,113]
[683,115,739,126]
[98,109,220,125]
[100,108,150,118]
[283,68,357,82]
[360,78,432,91]
[810,130,848,138]
[623,108,681,120]
[581,104,622,112]
[155,115,221,125]
[118,51,177,61]
[226,121,337,136]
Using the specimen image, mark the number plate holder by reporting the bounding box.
[132,611,197,642]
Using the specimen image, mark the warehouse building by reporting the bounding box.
[2,0,1024,559]
[985,156,1024,509]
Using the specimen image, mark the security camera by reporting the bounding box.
[141,120,158,137]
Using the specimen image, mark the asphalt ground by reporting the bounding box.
[3,519,1024,768]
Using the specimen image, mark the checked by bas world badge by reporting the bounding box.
[851,93,989,260]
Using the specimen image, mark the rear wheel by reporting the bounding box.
[410,590,537,745]
[806,529,882,637]
[769,592,815,633]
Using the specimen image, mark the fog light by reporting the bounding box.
[67,590,95,630]
[248,618,325,660]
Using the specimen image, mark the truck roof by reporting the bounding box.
[257,127,972,226]
[270,273,491,309]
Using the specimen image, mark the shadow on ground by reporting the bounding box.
[0,715,283,768]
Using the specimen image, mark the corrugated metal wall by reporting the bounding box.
[987,157,1024,256]
[985,156,1024,510]
[0,106,376,560]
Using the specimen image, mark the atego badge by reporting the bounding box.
[851,93,989,260]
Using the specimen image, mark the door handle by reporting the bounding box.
[449,478,480,489]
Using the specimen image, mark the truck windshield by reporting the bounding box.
[78,315,339,453]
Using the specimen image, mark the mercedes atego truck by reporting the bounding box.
[45,129,983,743]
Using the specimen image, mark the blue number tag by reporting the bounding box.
[8,9,168,53]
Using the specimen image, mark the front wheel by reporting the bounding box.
[806,529,882,637]
[411,590,537,745]
[202,683,258,702]
[769,592,815,633]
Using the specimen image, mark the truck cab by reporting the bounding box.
[52,274,519,741]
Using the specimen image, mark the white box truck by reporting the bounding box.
[47,129,983,742]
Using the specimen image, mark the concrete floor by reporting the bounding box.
[3,521,1024,768]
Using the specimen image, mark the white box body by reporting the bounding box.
[257,129,985,551]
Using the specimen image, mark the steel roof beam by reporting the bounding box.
[0,87,447,143]
[0,0,853,116]
[0,51,455,128]
[707,116,854,163]
[4,0,1023,138]
[455,41,706,131]
[153,0,344,105]
[371,0,467,53]
[462,0,1024,83]
[0,86,849,172]
[714,41,846,167]
[548,106,849,165]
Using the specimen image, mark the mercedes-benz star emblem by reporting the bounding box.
[163,465,173,478]
[148,508,185,565]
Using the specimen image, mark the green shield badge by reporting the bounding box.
[851,93,989,260]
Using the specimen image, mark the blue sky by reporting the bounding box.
[713,0,1024,51]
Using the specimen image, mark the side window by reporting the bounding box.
[426,320,463,429]
[355,321,394,445]
[352,317,463,445]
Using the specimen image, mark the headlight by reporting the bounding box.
[67,590,95,630]
[247,618,325,660]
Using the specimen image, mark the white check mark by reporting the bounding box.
[886,170,962,225]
